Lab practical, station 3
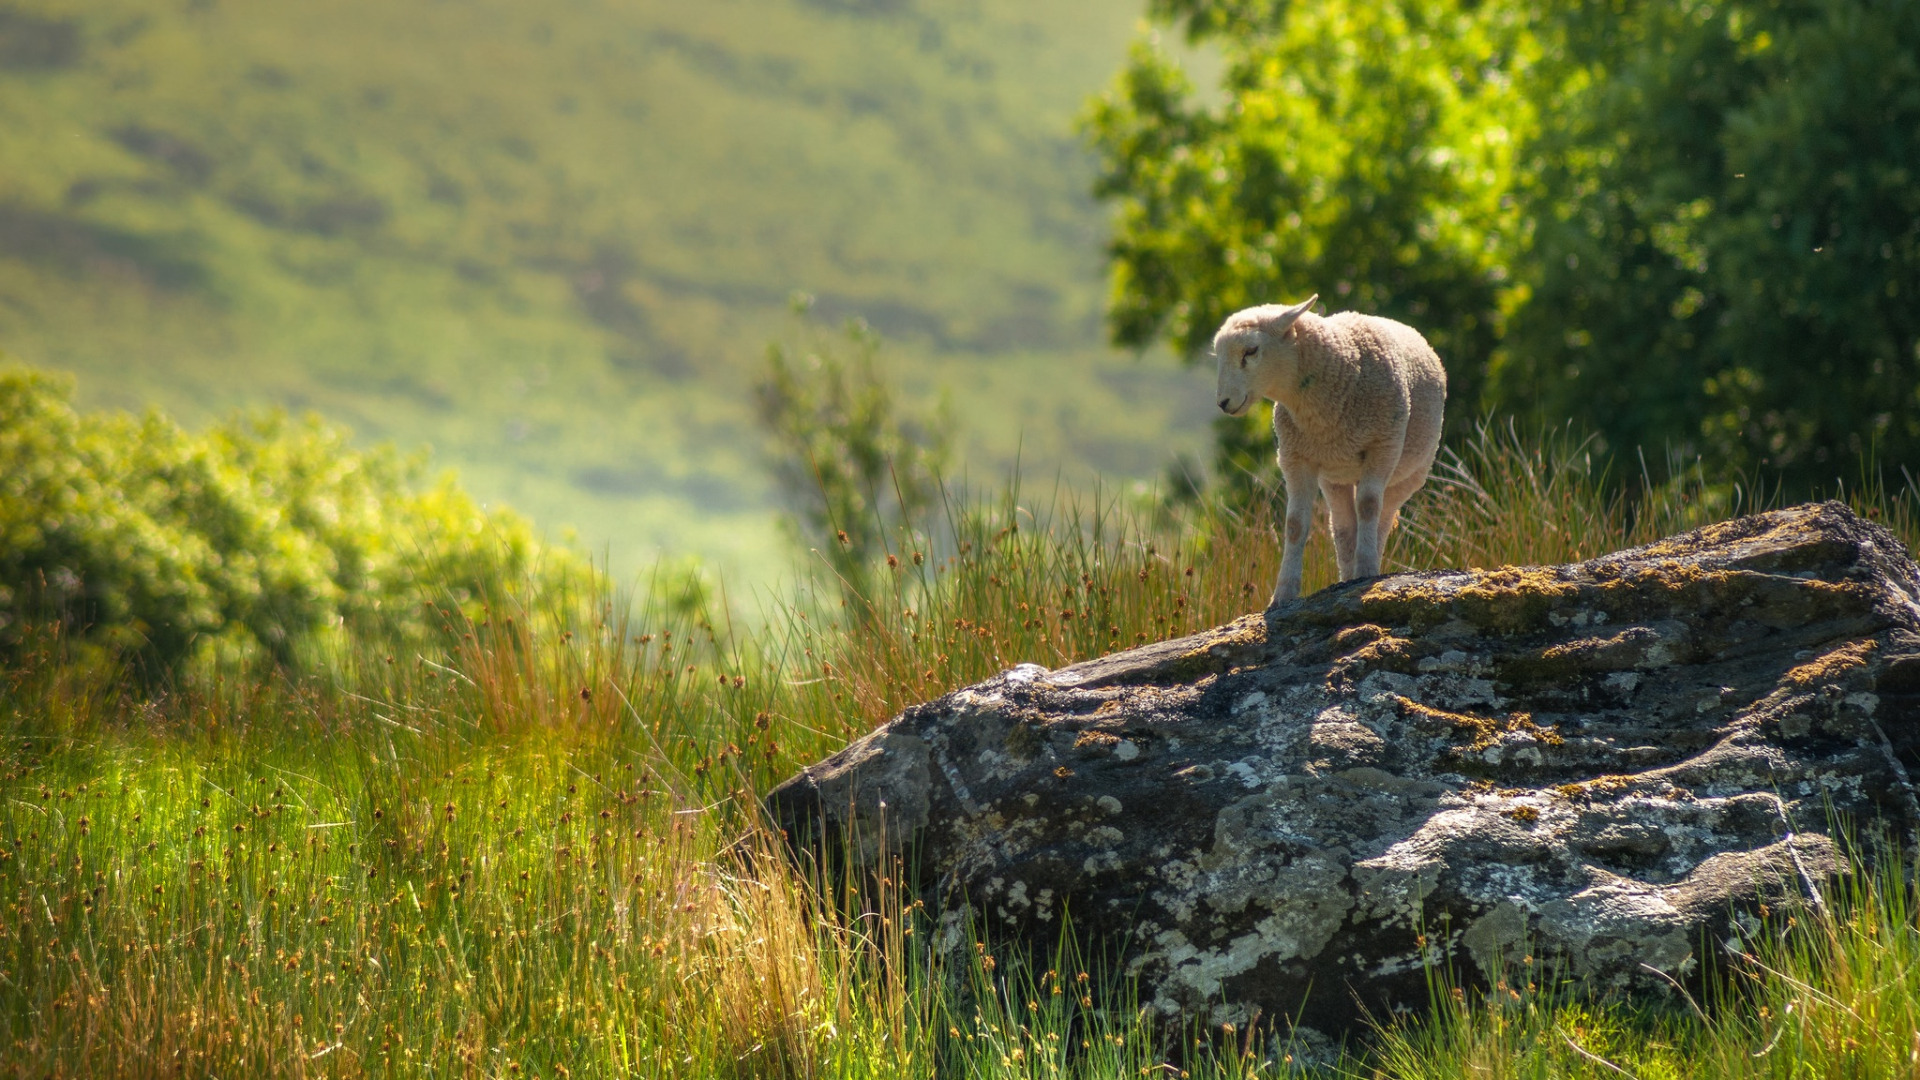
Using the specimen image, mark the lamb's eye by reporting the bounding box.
[1242,347,1258,360]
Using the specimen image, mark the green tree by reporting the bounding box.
[1494,0,1920,485]
[1084,0,1542,417]
[1091,0,1920,490]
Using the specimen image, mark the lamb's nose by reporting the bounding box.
[1218,398,1233,412]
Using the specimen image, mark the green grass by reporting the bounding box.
[5,428,1920,1077]
[1363,854,1920,1079]
[0,0,1221,586]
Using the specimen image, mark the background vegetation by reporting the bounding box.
[0,0,1218,584]
[0,364,582,676]
[1090,0,1920,490]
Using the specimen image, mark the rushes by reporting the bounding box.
[0,550,916,1077]
[0,715,879,1077]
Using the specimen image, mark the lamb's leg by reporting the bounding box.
[1352,473,1391,580]
[1380,469,1430,540]
[1272,462,1319,606]
[1321,479,1358,580]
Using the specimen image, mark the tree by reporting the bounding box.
[1084,0,1542,419]
[1495,0,1920,486]
[1091,0,1920,490]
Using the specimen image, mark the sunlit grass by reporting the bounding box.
[1365,853,1920,1080]
[5,427,1920,1077]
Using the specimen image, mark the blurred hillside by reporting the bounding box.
[0,0,1216,585]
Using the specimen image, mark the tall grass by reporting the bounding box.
[4,427,1920,1078]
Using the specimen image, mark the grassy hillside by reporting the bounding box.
[6,428,1920,1076]
[0,0,1217,583]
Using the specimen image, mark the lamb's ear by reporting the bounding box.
[1261,294,1319,338]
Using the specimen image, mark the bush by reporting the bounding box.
[0,364,583,675]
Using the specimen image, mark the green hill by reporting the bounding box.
[0,0,1217,585]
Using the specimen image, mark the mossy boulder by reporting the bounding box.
[767,503,1920,1037]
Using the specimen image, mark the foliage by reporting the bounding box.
[757,306,954,602]
[1084,0,1541,415]
[1494,0,1920,488]
[1090,0,1920,491]
[0,364,580,676]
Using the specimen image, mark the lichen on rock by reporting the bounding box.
[766,503,1920,1038]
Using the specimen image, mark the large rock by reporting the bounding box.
[767,503,1920,1035]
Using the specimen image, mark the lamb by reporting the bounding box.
[1213,294,1446,606]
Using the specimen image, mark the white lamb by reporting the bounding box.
[1213,294,1447,606]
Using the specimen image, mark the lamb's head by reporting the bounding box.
[1212,294,1318,416]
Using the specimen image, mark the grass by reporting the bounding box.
[0,0,1220,585]
[1366,856,1920,1079]
[5,426,1920,1078]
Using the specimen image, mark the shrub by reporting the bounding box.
[0,364,583,675]
[756,306,953,603]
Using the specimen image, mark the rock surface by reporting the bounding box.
[767,503,1920,1035]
